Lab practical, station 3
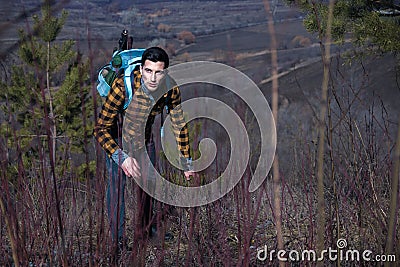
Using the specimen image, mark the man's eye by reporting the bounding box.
[144,69,165,76]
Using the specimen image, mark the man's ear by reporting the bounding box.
[139,65,143,75]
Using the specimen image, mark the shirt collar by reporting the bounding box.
[141,78,155,104]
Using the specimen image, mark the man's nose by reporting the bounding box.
[151,72,157,81]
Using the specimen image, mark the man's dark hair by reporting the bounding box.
[141,47,169,69]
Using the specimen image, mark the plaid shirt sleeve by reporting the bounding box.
[169,85,191,159]
[93,76,125,157]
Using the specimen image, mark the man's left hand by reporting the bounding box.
[184,171,197,181]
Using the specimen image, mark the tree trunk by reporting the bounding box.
[47,41,56,164]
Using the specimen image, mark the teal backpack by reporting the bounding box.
[97,48,145,109]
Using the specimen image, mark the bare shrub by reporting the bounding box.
[177,52,192,62]
[212,49,236,64]
[143,19,152,27]
[165,42,176,56]
[157,23,172,33]
[291,35,311,48]
[177,30,196,45]
[147,9,171,20]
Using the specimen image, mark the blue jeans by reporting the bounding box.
[106,154,126,241]
[106,139,156,241]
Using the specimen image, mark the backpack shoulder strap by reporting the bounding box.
[164,75,175,114]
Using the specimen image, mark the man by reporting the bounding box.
[94,47,194,247]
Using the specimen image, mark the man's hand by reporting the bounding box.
[184,171,197,181]
[121,157,141,178]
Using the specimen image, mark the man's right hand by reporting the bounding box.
[121,157,141,178]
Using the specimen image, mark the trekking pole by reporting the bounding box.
[118,29,128,51]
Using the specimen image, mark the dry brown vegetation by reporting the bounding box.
[177,31,196,45]
[291,35,312,48]
[157,23,172,33]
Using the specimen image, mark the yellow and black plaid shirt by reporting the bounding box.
[94,71,190,159]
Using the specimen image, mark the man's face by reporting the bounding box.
[140,60,166,92]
